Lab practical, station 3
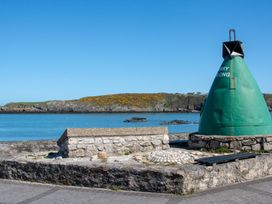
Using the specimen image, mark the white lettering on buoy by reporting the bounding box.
[217,72,230,77]
[216,66,230,78]
[219,66,230,71]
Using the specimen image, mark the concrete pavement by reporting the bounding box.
[1,177,272,204]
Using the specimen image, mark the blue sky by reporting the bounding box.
[0,0,272,105]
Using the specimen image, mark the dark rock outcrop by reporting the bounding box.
[123,117,147,123]
[160,120,191,125]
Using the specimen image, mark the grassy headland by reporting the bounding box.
[1,93,271,113]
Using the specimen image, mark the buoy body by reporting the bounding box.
[199,37,272,136]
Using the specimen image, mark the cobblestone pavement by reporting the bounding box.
[1,177,272,204]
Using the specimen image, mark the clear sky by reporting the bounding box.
[1,0,272,105]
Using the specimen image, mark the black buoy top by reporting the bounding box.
[222,29,244,59]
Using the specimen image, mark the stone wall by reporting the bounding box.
[1,154,272,194]
[189,134,272,151]
[183,154,272,194]
[0,159,183,194]
[57,127,169,158]
[169,133,189,141]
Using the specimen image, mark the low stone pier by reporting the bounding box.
[57,127,169,158]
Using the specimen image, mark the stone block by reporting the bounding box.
[219,142,229,148]
[241,146,252,151]
[115,143,123,147]
[68,138,78,145]
[124,137,133,142]
[209,140,220,149]
[67,144,77,150]
[256,138,263,142]
[75,149,85,157]
[140,141,151,147]
[86,145,98,155]
[103,139,111,144]
[76,144,87,149]
[96,144,105,151]
[151,140,162,146]
[154,146,162,150]
[130,144,141,152]
[264,143,272,151]
[104,145,114,153]
[68,151,77,158]
[242,139,256,146]
[198,140,207,147]
[146,136,153,140]
[119,138,126,144]
[252,144,261,151]
[266,137,272,142]
[122,147,131,154]
[95,138,102,144]
[189,134,200,141]
[229,141,242,149]
[162,145,169,150]
[163,134,169,144]
[141,146,154,152]
[86,138,95,143]
[125,143,135,148]
[188,140,206,149]
[112,139,120,144]
[215,138,231,143]
[136,136,143,141]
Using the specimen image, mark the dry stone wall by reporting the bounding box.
[189,134,272,151]
[1,154,272,194]
[57,127,169,158]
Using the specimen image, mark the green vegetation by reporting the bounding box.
[205,147,233,153]
[2,93,272,113]
[214,147,233,153]
[80,93,165,108]
[111,185,121,191]
[79,92,209,110]
[5,101,48,108]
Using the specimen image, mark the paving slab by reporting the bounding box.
[0,182,52,204]
[179,188,272,204]
[29,189,169,204]
[1,178,272,204]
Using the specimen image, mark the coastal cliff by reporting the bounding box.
[1,93,271,113]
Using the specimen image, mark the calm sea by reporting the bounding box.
[0,113,199,141]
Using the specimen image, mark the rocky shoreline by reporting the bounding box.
[0,104,201,113]
[0,93,205,113]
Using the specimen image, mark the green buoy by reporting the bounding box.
[198,29,272,136]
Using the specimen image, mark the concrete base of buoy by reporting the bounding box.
[189,133,272,151]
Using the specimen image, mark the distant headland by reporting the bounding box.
[1,93,272,113]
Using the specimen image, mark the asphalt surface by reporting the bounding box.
[1,177,272,204]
